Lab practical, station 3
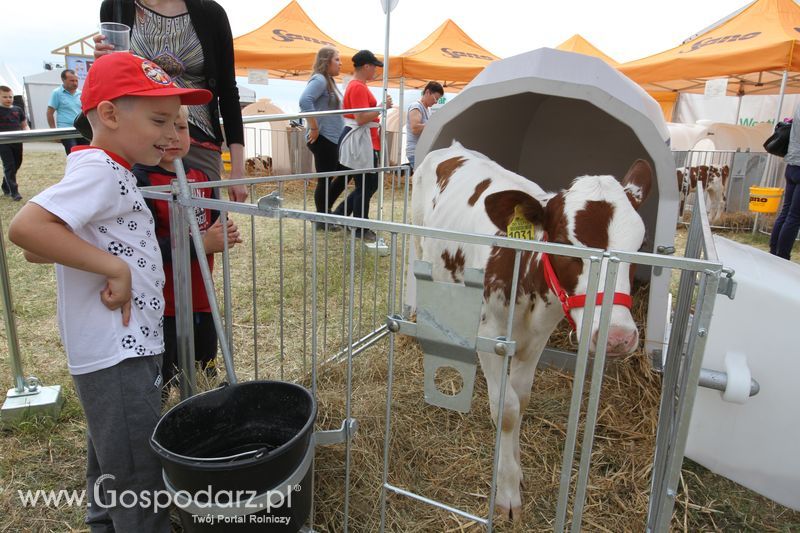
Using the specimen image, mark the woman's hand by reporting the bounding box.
[226,145,249,202]
[308,127,320,144]
[92,34,115,59]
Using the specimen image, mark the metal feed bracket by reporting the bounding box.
[387,260,515,413]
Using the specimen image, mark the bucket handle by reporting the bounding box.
[161,446,268,463]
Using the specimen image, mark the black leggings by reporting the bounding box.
[334,150,379,220]
[307,135,347,214]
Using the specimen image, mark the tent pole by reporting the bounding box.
[398,77,405,167]
[378,2,392,223]
[734,81,745,125]
[734,95,743,125]
[775,70,789,125]
[762,70,789,190]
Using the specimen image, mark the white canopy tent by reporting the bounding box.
[0,62,24,95]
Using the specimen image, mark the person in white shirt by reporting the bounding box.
[9,52,211,533]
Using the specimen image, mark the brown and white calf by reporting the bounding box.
[411,142,651,521]
[677,164,729,224]
[245,155,273,176]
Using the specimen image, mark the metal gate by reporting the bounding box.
[157,155,731,532]
[0,122,743,531]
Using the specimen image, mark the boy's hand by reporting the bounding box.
[202,218,242,254]
[100,260,132,326]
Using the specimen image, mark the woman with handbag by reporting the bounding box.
[770,107,800,259]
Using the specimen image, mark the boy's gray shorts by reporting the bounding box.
[72,355,170,533]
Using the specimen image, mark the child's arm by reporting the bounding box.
[23,250,53,263]
[9,203,132,325]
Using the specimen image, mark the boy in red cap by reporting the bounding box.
[9,53,211,532]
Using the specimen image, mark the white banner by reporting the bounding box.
[704,78,728,97]
[675,93,800,127]
[247,69,270,86]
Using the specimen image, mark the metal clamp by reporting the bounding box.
[257,191,283,214]
[314,418,359,446]
[717,267,737,300]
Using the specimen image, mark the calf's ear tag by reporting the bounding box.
[507,204,534,240]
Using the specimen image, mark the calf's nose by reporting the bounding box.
[592,326,639,355]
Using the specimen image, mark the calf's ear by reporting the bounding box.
[484,191,544,234]
[622,159,653,210]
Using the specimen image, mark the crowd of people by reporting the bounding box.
[300,46,441,241]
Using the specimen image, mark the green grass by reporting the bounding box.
[1,151,799,531]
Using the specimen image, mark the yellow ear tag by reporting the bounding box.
[507,205,534,240]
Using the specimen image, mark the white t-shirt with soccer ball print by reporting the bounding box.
[31,147,166,375]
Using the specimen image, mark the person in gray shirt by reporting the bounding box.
[770,105,800,259]
[406,81,443,170]
[300,46,346,227]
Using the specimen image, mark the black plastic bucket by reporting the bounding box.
[150,381,317,532]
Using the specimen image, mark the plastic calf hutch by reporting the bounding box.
[412,47,679,364]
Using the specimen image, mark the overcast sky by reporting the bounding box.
[1,0,752,111]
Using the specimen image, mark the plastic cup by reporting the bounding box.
[99,22,131,53]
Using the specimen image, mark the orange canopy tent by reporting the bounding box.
[393,19,500,90]
[555,34,619,66]
[619,0,800,97]
[233,0,362,79]
[555,34,678,121]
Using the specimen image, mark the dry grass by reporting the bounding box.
[1,150,799,531]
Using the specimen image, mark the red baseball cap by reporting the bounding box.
[81,53,212,112]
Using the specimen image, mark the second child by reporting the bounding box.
[133,106,242,388]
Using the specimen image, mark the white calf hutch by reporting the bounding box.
[412,48,680,366]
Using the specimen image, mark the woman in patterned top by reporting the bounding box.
[94,0,248,203]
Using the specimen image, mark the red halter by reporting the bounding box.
[539,233,633,331]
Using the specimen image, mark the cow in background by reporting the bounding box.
[677,164,729,224]
[412,141,651,521]
[245,155,273,176]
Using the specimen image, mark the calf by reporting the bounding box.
[245,155,273,176]
[412,142,651,521]
[677,164,729,224]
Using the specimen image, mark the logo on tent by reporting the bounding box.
[440,47,493,61]
[272,29,335,47]
[681,32,761,54]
